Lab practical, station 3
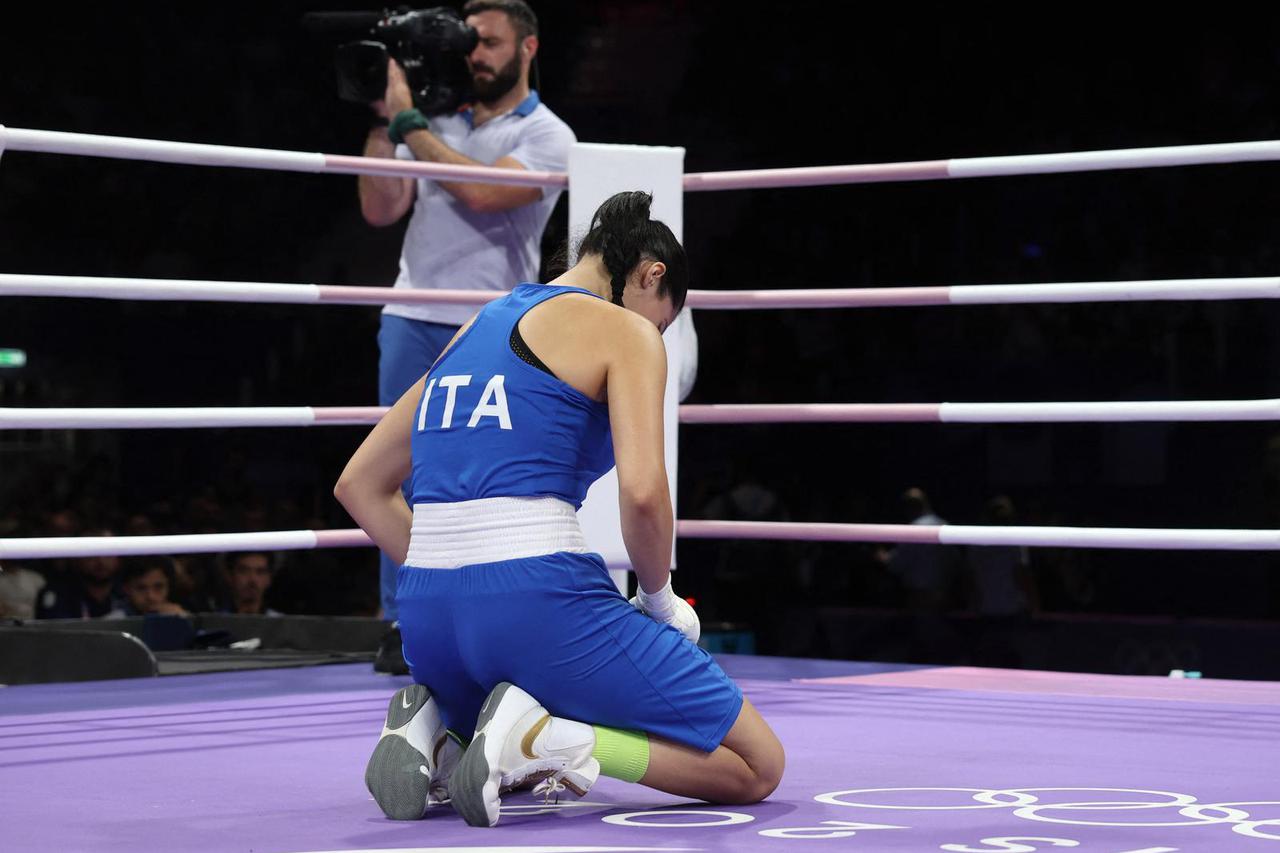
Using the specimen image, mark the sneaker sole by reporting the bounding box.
[365,684,434,821]
[450,681,513,828]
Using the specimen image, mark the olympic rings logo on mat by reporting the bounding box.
[815,787,1280,841]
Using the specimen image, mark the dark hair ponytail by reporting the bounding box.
[576,191,688,311]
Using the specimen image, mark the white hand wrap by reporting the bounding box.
[630,576,701,644]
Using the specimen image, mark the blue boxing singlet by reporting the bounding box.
[408,284,614,509]
[396,284,745,756]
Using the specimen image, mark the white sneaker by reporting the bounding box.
[365,684,462,820]
[450,682,600,827]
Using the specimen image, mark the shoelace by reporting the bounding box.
[531,774,567,804]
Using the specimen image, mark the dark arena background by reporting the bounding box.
[3,4,1280,852]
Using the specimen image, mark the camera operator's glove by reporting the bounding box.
[630,576,700,644]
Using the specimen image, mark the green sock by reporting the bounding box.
[446,728,469,748]
[591,725,650,783]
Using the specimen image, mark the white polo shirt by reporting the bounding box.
[386,91,575,326]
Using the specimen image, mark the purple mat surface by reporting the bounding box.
[3,655,1278,852]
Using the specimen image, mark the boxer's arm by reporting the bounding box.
[606,312,673,597]
[605,313,701,643]
[335,377,423,565]
[334,318,476,563]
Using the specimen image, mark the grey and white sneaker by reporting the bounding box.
[450,682,599,828]
[365,684,462,820]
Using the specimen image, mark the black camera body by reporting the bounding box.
[322,8,479,116]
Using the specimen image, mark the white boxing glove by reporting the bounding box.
[630,576,700,644]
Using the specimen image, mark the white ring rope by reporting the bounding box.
[4,523,1280,560]
[6,125,1280,190]
[4,399,1280,430]
[5,273,1280,309]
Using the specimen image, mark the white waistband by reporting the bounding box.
[404,496,587,569]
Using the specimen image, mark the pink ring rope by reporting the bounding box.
[4,273,1279,309]
[3,399,1278,430]
[6,126,1280,190]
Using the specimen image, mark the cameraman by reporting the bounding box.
[358,0,574,622]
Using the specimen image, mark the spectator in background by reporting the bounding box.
[965,495,1040,668]
[0,562,46,621]
[222,551,282,616]
[116,557,189,617]
[122,514,201,610]
[883,488,959,664]
[699,464,790,622]
[965,495,1038,619]
[35,528,127,619]
[885,488,952,609]
[0,510,47,620]
[38,509,82,590]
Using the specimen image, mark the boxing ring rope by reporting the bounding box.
[7,128,1280,564]
[0,530,370,560]
[682,140,1280,190]
[5,398,1280,429]
[0,127,565,188]
[4,523,1280,561]
[6,272,1280,308]
[0,407,386,429]
[6,125,1280,189]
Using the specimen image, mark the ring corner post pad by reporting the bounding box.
[570,142,688,595]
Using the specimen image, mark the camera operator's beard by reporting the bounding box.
[470,53,522,104]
